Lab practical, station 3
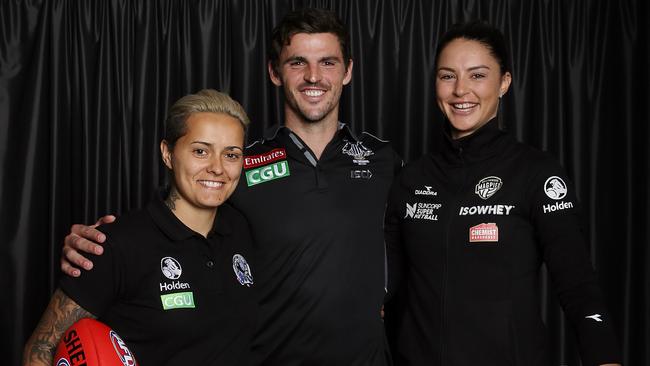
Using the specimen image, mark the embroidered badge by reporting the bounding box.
[342,141,373,166]
[232,254,254,287]
[475,176,502,199]
[469,223,499,242]
[160,257,182,279]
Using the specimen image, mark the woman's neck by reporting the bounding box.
[165,189,217,237]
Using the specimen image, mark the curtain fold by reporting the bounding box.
[1,0,647,364]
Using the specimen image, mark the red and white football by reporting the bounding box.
[53,318,137,366]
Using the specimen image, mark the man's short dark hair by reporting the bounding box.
[268,8,351,73]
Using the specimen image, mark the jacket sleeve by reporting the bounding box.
[384,176,407,304]
[528,161,621,365]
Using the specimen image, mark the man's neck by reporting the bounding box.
[284,110,339,160]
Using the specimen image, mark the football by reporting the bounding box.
[53,318,137,366]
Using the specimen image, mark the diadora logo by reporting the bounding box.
[585,313,603,322]
[56,359,70,366]
[244,148,287,169]
[161,257,182,279]
[475,176,502,199]
[245,160,290,186]
[415,186,438,196]
[544,176,568,200]
[350,169,372,179]
[160,292,195,310]
[469,223,499,243]
[405,202,441,221]
[459,205,515,216]
[232,254,254,287]
[342,140,373,166]
[109,330,137,366]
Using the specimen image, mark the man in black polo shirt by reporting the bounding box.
[60,8,401,365]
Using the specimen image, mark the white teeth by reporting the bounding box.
[453,103,476,109]
[199,180,223,188]
[304,90,325,97]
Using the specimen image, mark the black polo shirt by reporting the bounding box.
[229,123,402,365]
[60,194,257,365]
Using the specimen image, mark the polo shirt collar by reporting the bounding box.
[262,122,360,142]
[147,190,232,242]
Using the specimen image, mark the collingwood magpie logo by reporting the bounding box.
[544,176,568,200]
[232,254,254,287]
[475,176,502,199]
[342,140,373,166]
[161,257,182,279]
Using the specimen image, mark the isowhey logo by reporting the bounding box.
[161,257,182,279]
[342,141,373,165]
[459,205,515,216]
[110,330,137,366]
[405,202,441,221]
[415,186,438,196]
[475,176,502,199]
[232,254,254,287]
[544,176,568,200]
[245,160,290,186]
[244,148,287,169]
[469,223,499,242]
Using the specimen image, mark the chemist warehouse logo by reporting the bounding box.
[244,148,290,186]
[159,256,195,311]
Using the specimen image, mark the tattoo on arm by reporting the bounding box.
[165,188,180,211]
[23,289,96,366]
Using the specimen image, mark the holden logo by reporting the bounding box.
[544,176,568,200]
[160,257,182,279]
[475,176,502,200]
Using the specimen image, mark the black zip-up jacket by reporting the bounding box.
[384,120,621,366]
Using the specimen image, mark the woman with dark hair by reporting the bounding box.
[23,89,257,365]
[384,22,622,366]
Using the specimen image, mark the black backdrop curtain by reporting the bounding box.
[1,0,648,364]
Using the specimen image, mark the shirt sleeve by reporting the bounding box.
[384,175,407,304]
[59,235,123,318]
[527,161,621,365]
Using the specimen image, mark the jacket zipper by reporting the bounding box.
[440,146,466,364]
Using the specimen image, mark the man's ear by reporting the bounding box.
[343,59,353,86]
[268,61,283,86]
[160,140,173,170]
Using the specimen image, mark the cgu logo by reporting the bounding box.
[245,160,290,186]
[160,291,195,310]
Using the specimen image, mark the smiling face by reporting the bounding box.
[435,38,512,139]
[268,32,353,126]
[161,112,244,212]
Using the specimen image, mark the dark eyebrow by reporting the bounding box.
[191,141,212,146]
[224,146,244,152]
[284,56,308,65]
[437,65,491,72]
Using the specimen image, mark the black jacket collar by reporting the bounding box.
[439,118,511,165]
